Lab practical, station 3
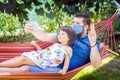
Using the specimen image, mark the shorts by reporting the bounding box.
[30,66,61,72]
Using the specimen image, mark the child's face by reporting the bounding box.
[58,30,69,45]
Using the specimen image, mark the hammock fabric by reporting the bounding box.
[0,41,119,80]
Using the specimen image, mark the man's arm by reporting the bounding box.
[31,30,58,43]
[90,45,102,68]
[24,24,58,43]
[88,24,102,68]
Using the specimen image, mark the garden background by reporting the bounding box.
[0,0,120,80]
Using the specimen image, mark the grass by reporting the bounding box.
[71,55,120,80]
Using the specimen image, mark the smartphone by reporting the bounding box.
[29,21,39,30]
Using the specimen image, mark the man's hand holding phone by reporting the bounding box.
[24,21,40,33]
[29,21,39,30]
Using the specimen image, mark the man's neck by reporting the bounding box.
[81,32,87,38]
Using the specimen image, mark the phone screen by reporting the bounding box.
[29,21,39,30]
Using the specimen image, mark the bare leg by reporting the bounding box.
[1,56,19,63]
[0,66,29,72]
[0,55,36,67]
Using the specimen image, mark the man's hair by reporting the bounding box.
[61,26,76,46]
[75,13,91,26]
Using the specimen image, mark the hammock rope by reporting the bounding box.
[95,8,120,52]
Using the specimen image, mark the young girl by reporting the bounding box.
[0,26,76,74]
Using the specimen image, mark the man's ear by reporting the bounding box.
[84,25,89,31]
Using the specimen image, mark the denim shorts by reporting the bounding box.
[30,66,61,72]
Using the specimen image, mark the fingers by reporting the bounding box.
[90,23,95,32]
[24,23,32,30]
[25,23,32,28]
[24,23,33,32]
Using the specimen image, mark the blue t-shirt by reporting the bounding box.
[30,35,100,72]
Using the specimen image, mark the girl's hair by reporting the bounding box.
[60,26,76,46]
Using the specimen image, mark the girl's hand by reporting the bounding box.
[31,41,42,50]
[58,70,66,75]
[31,41,37,46]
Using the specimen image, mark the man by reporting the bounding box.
[25,13,102,72]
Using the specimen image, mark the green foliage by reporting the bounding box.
[0,0,8,3]
[27,1,73,32]
[76,0,116,22]
[0,0,119,42]
[0,12,24,42]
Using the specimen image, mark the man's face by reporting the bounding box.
[71,17,85,37]
[72,17,84,26]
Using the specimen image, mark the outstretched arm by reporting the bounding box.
[24,23,58,43]
[88,23,102,68]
